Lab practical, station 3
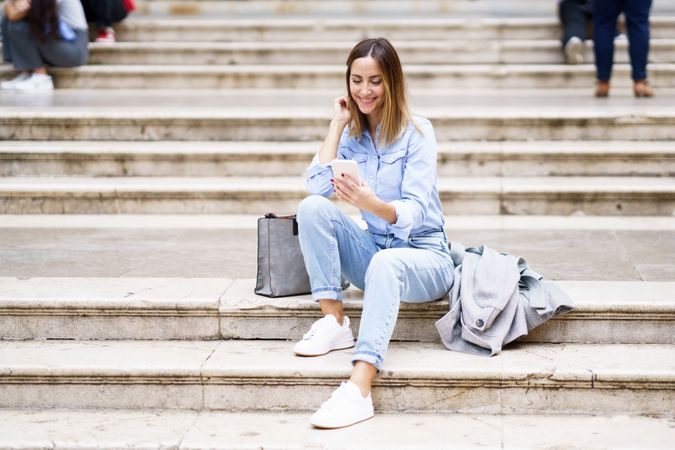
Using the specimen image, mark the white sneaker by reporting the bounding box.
[310,381,374,429]
[1,72,30,90]
[292,314,355,356]
[12,73,54,91]
[564,36,584,64]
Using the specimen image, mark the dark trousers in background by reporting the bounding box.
[2,15,89,70]
[559,0,592,46]
[80,0,128,28]
[593,0,652,81]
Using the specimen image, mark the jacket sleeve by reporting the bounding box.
[305,131,351,197]
[389,120,438,240]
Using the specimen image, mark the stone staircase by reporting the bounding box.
[1,0,674,447]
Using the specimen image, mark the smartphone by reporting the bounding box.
[331,159,362,183]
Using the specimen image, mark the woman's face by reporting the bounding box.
[349,56,385,118]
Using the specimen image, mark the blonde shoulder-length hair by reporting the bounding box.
[346,38,418,147]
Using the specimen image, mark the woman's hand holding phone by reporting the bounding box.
[331,159,377,210]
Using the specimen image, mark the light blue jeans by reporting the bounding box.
[296,195,455,371]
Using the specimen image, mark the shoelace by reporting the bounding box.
[302,317,333,340]
[320,382,350,409]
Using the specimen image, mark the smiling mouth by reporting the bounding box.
[358,97,377,105]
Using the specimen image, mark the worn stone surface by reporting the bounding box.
[1,226,674,281]
[0,408,672,449]
[6,340,669,412]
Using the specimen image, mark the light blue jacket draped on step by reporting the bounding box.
[436,242,574,356]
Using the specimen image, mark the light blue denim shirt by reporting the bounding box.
[306,115,445,241]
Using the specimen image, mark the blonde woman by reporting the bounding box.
[294,38,454,429]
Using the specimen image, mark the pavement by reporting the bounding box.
[1,215,673,280]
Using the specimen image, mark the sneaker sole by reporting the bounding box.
[310,412,375,429]
[565,39,584,64]
[293,338,355,357]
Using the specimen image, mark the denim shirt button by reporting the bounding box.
[476,319,484,327]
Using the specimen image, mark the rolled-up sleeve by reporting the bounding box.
[306,153,334,196]
[389,121,438,240]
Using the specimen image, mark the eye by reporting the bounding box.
[351,78,362,84]
[371,80,382,86]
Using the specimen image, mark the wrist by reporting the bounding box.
[330,118,349,130]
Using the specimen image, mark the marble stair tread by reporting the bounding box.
[1,277,672,315]
[0,176,673,215]
[82,39,675,64]
[3,64,675,90]
[115,16,675,41]
[1,340,674,415]
[4,87,675,109]
[2,213,675,230]
[130,0,675,17]
[1,176,673,193]
[1,339,673,385]
[0,277,672,343]
[0,408,673,450]
[3,139,675,156]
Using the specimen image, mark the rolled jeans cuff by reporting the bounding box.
[352,351,383,372]
[310,286,343,302]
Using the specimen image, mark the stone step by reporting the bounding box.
[84,40,675,65]
[0,408,673,449]
[23,63,675,89]
[1,213,672,279]
[133,0,675,17]
[1,176,673,215]
[3,107,675,141]
[1,339,673,414]
[116,16,675,41]
[1,277,672,344]
[2,140,673,178]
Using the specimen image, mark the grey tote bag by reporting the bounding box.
[255,213,312,297]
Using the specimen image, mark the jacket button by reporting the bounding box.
[476,319,484,327]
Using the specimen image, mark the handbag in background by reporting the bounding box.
[255,213,311,297]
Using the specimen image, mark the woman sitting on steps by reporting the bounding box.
[294,37,455,429]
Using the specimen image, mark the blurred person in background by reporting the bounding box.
[593,0,654,97]
[80,0,135,43]
[558,0,592,64]
[1,0,88,90]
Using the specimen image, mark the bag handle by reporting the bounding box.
[264,212,299,236]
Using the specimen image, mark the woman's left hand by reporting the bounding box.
[332,173,377,210]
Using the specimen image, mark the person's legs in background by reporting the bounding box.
[624,0,654,96]
[0,19,53,90]
[559,0,592,64]
[80,0,128,43]
[592,0,623,96]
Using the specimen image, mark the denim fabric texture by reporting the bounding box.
[593,0,652,81]
[298,115,454,370]
[1,16,88,70]
[297,196,454,371]
[306,115,445,242]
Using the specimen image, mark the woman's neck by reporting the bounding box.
[366,112,382,143]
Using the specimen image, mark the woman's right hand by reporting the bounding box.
[332,96,351,125]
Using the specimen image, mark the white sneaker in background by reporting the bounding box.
[12,73,54,91]
[292,314,355,356]
[1,72,31,90]
[310,381,374,429]
[564,36,584,64]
